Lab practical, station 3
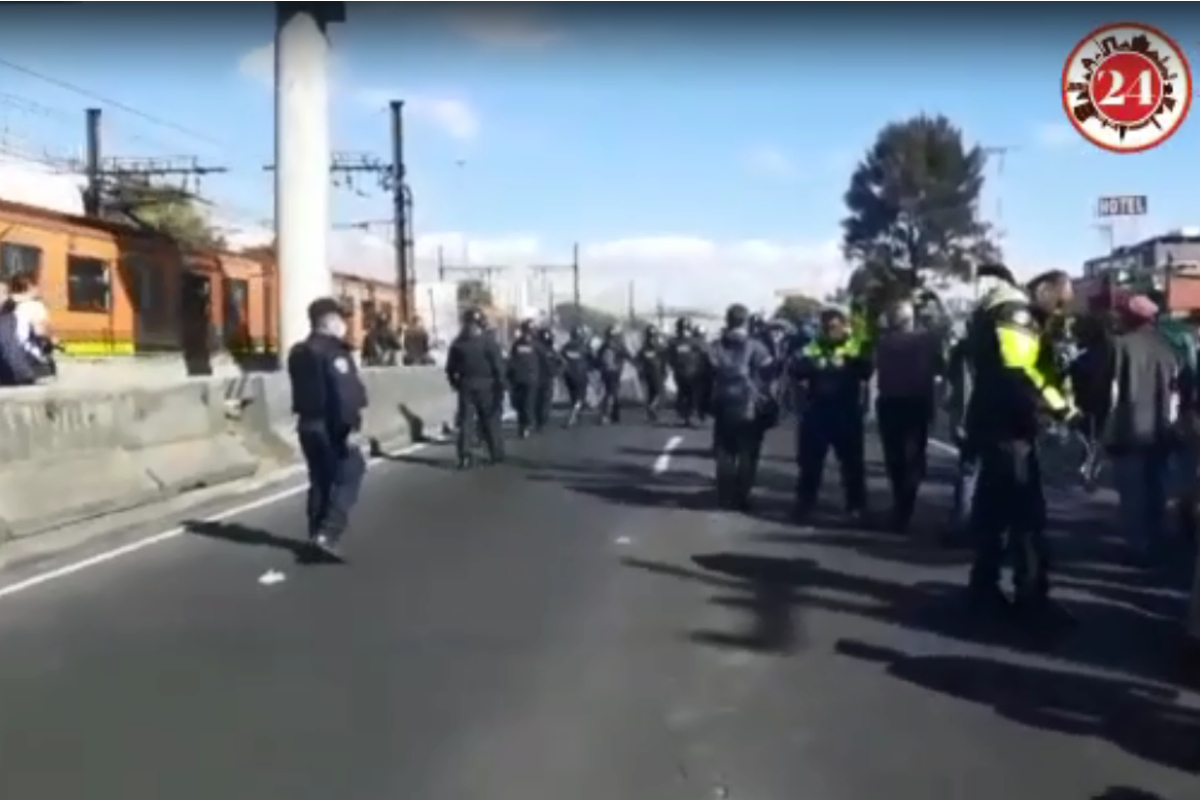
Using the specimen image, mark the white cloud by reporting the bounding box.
[743,145,798,180]
[356,88,480,141]
[445,10,563,48]
[237,42,274,88]
[324,230,851,317]
[237,43,480,142]
[1034,121,1077,148]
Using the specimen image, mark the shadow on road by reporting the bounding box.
[622,543,1199,690]
[1093,789,1174,800]
[183,521,334,565]
[836,638,1200,776]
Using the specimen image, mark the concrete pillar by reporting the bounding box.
[275,4,335,355]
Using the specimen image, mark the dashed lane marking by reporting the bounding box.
[653,435,685,475]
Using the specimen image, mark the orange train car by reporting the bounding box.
[0,198,402,357]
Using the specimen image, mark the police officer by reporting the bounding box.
[287,297,369,560]
[595,325,630,424]
[709,304,776,510]
[692,323,715,422]
[507,319,542,438]
[749,313,778,360]
[635,324,668,422]
[963,269,1079,617]
[446,307,507,469]
[559,326,591,427]
[534,326,559,431]
[667,317,703,426]
[792,308,872,520]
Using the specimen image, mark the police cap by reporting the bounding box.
[307,297,347,325]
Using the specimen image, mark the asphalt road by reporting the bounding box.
[0,412,1196,800]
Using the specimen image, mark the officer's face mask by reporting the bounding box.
[320,314,348,340]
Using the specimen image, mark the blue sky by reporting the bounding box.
[0,3,1197,313]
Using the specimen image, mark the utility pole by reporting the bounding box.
[388,100,413,323]
[75,107,228,219]
[626,280,635,325]
[528,243,580,326]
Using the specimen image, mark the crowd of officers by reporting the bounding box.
[442,308,722,469]
[288,277,1200,641]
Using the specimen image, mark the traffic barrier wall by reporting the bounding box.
[0,378,258,541]
[0,366,459,543]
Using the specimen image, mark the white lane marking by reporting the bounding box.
[258,569,287,586]
[0,442,430,601]
[928,438,959,456]
[614,536,632,546]
[653,435,685,474]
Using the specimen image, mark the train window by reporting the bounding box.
[0,242,42,282]
[66,255,110,313]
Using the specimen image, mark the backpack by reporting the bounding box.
[710,339,765,423]
[0,301,35,386]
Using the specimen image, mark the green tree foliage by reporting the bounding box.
[113,180,225,249]
[773,294,824,326]
[456,278,494,308]
[842,114,999,316]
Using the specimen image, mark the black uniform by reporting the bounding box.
[709,319,775,511]
[559,332,591,426]
[964,283,1073,613]
[507,327,542,437]
[534,328,558,430]
[667,322,704,425]
[636,329,668,421]
[792,333,871,516]
[446,312,507,467]
[595,331,630,424]
[288,318,369,554]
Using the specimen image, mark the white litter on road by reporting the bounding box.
[258,569,287,586]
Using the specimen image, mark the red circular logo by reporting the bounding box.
[1062,22,1192,153]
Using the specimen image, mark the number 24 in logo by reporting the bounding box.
[1062,22,1192,153]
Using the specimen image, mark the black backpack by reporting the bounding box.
[0,300,36,386]
[710,339,764,423]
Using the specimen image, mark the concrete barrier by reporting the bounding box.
[0,365,459,543]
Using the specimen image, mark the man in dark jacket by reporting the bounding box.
[709,304,775,511]
[635,324,668,422]
[1103,294,1181,558]
[446,307,507,469]
[288,297,369,560]
[507,319,542,438]
[595,326,630,424]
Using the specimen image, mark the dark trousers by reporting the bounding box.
[876,395,932,527]
[644,376,665,420]
[714,415,764,509]
[298,427,366,542]
[535,381,554,429]
[968,440,1048,601]
[599,372,622,423]
[563,373,588,424]
[510,382,537,434]
[796,410,866,511]
[674,373,698,423]
[457,387,504,462]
